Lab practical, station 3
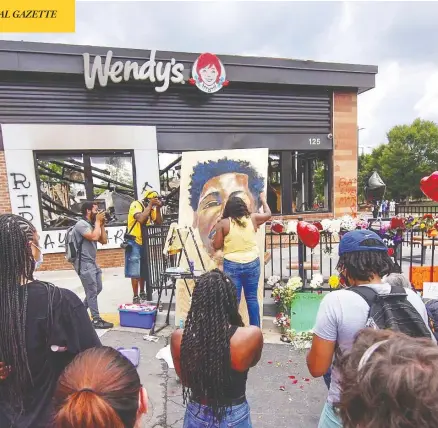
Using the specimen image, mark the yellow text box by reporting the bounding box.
[0,0,75,33]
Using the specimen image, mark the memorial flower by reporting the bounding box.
[309,273,324,289]
[328,275,340,289]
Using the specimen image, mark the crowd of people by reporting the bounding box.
[372,199,396,218]
[1,190,438,427]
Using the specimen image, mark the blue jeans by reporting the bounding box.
[223,258,260,327]
[183,401,252,428]
[124,240,143,278]
[318,402,342,428]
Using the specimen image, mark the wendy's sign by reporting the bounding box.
[83,50,185,93]
[188,53,229,94]
[83,50,229,95]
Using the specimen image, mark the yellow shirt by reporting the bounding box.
[223,217,259,263]
[127,200,157,245]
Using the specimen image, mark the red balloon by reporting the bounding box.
[420,172,438,202]
[297,221,320,249]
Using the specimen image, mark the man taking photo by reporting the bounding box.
[125,189,163,304]
[72,201,114,329]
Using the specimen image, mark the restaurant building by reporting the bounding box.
[0,40,377,271]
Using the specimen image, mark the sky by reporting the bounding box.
[2,1,438,153]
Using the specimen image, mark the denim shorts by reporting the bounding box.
[124,240,143,279]
[318,402,342,428]
[183,401,252,428]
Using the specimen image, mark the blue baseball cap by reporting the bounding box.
[339,230,387,256]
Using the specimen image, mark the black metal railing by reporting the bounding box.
[141,223,438,297]
[264,225,437,292]
[142,224,177,299]
[396,204,438,216]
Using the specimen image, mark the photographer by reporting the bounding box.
[72,201,114,329]
[125,189,163,303]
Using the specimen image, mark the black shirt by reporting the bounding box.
[0,281,101,428]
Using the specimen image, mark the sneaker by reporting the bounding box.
[133,295,141,304]
[92,318,114,329]
[139,292,147,302]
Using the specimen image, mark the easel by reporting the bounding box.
[150,224,206,335]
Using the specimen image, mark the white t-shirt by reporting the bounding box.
[313,283,435,403]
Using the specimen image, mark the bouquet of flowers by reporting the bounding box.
[272,276,302,313]
[309,273,324,289]
[273,312,291,334]
[340,215,357,232]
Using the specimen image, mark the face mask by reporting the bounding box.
[31,243,43,270]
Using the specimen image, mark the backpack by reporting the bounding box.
[350,285,432,339]
[65,224,84,268]
[425,299,438,341]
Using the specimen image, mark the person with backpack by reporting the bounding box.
[125,189,162,304]
[68,201,113,330]
[306,230,435,428]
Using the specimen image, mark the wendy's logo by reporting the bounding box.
[188,53,229,94]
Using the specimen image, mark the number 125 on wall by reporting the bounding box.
[309,138,321,145]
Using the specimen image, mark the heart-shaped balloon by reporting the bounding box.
[420,171,438,202]
[297,221,320,249]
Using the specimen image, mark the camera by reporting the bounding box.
[98,209,114,223]
[145,194,166,205]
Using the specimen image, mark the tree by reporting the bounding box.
[358,119,438,201]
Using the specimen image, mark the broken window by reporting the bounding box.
[35,151,136,230]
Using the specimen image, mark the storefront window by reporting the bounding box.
[269,150,331,215]
[294,151,330,213]
[35,151,135,230]
[267,152,281,214]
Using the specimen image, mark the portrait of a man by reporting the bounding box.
[188,158,265,262]
[176,148,269,327]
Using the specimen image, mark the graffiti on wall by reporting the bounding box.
[337,176,357,216]
[9,172,34,221]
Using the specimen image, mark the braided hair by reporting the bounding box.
[180,269,244,422]
[336,238,394,282]
[0,214,37,412]
[222,196,251,228]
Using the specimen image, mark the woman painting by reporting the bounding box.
[171,270,263,427]
[0,214,101,428]
[211,193,271,327]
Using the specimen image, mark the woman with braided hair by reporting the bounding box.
[171,269,263,427]
[0,214,101,428]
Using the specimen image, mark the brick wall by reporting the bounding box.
[38,248,125,272]
[332,92,358,217]
[0,152,12,214]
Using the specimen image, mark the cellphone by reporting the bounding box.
[208,229,217,239]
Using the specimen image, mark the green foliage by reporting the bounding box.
[313,160,325,202]
[358,119,438,201]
